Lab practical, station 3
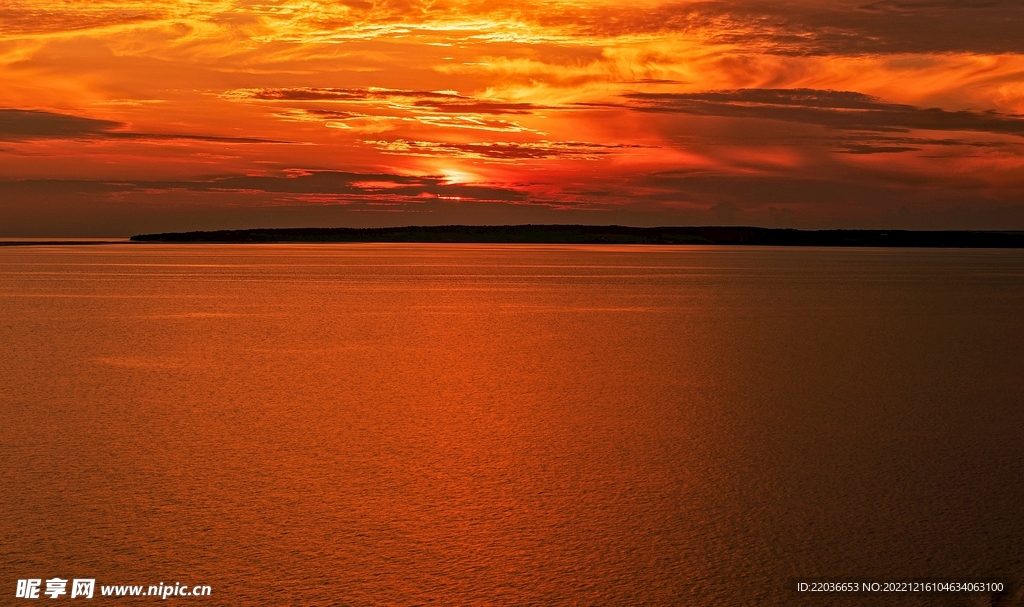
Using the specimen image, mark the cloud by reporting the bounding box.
[832,136,1010,154]
[227,87,546,114]
[227,0,1024,55]
[410,99,539,115]
[7,0,1023,59]
[171,170,527,202]
[0,108,288,143]
[0,108,121,139]
[835,144,922,155]
[615,169,1006,214]
[615,89,1024,137]
[366,138,648,160]
[721,0,1024,55]
[227,87,547,133]
[522,0,1024,55]
[274,108,370,122]
[4,165,1024,235]
[0,2,165,36]
[0,170,527,204]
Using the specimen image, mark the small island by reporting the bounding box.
[129,225,1024,247]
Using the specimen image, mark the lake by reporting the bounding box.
[2,244,1023,605]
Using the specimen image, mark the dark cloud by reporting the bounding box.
[832,136,1011,153]
[173,170,528,202]
[368,139,647,160]
[241,88,400,101]
[276,109,368,121]
[231,88,545,115]
[531,0,1024,55]
[110,133,287,144]
[836,135,1011,149]
[0,109,287,143]
[618,170,1024,228]
[3,167,1024,235]
[0,109,121,140]
[0,170,539,236]
[615,89,1024,137]
[707,0,1024,55]
[836,144,922,154]
[0,170,527,204]
[409,100,539,115]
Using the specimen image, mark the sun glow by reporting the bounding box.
[438,168,477,185]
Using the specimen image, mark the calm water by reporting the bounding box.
[2,244,1023,606]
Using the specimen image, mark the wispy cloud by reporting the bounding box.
[227,87,546,114]
[366,138,648,160]
[0,2,166,37]
[227,87,548,133]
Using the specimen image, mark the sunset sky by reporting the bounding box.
[2,0,1024,235]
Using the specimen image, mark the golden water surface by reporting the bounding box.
[2,244,1023,606]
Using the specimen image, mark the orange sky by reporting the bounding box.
[2,0,1024,235]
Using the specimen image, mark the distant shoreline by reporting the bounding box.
[0,239,128,247]
[126,225,1024,248]
[3,227,1023,247]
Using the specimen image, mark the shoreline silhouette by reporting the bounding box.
[127,225,1024,247]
